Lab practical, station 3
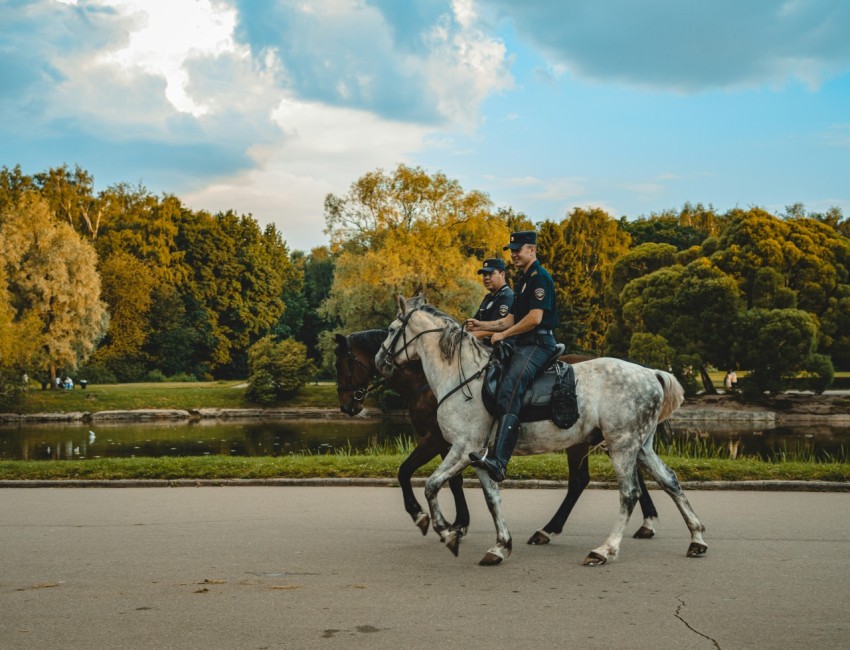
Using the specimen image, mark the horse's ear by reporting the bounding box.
[334,333,347,348]
[410,294,426,309]
[397,294,407,314]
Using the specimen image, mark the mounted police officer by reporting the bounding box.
[466,230,558,482]
[465,258,514,346]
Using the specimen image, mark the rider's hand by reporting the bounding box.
[465,319,479,331]
[491,331,505,344]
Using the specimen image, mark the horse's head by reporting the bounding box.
[334,332,378,416]
[375,295,433,376]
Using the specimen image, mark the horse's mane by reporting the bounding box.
[419,304,490,363]
[346,329,388,356]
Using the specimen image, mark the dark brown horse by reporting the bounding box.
[334,330,659,543]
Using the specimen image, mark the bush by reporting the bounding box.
[75,362,118,384]
[246,337,317,405]
[0,367,24,410]
[167,372,197,382]
[144,369,167,383]
[801,354,835,394]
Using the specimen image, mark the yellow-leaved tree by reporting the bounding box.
[322,164,510,330]
[0,193,109,386]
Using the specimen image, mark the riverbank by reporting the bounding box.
[2,389,848,485]
[4,391,850,425]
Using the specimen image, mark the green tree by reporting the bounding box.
[734,308,818,396]
[614,259,744,392]
[278,246,337,364]
[172,209,291,378]
[89,251,156,380]
[550,207,630,353]
[711,208,850,367]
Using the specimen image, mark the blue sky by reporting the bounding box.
[3,0,849,251]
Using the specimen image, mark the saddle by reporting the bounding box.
[482,343,580,429]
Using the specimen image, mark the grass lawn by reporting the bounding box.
[1,453,847,482]
[11,380,341,413]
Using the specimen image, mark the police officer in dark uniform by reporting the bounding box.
[467,230,558,482]
[466,258,514,346]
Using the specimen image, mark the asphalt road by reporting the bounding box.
[1,486,848,649]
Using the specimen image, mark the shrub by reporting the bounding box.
[799,354,835,394]
[167,372,197,382]
[246,337,317,405]
[144,369,167,383]
[75,361,118,384]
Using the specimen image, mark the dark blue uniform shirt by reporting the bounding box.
[475,284,514,322]
[511,260,558,332]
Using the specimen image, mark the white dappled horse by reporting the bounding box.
[376,295,707,566]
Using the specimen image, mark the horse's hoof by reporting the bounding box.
[414,512,430,536]
[527,529,553,545]
[686,542,708,557]
[582,551,608,567]
[633,525,655,539]
[479,552,503,566]
[445,531,461,557]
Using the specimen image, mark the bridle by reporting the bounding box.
[336,338,378,403]
[379,306,489,408]
[378,307,443,373]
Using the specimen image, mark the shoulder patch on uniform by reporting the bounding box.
[499,304,509,316]
[534,288,545,300]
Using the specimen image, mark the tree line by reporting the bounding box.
[1,162,848,405]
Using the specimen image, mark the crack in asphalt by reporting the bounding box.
[675,597,721,649]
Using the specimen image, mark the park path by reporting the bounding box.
[1,486,848,649]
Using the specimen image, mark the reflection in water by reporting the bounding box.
[0,419,848,462]
[0,419,414,461]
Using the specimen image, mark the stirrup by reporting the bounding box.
[469,448,488,464]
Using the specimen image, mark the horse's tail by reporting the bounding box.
[655,370,684,422]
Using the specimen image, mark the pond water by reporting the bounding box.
[0,418,848,462]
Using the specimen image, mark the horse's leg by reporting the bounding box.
[443,448,471,536]
[637,445,707,557]
[583,443,642,566]
[633,468,659,539]
[397,434,443,535]
[424,447,472,557]
[475,468,513,566]
[527,442,591,545]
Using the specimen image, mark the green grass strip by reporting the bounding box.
[1,453,847,482]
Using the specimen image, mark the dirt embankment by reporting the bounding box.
[676,393,850,424]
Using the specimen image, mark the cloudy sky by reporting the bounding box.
[3,0,849,251]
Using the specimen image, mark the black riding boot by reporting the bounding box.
[469,414,521,483]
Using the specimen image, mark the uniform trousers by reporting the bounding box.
[496,332,556,418]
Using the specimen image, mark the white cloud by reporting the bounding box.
[420,2,514,128]
[96,0,242,116]
[183,98,432,251]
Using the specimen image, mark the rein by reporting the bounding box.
[436,365,487,408]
